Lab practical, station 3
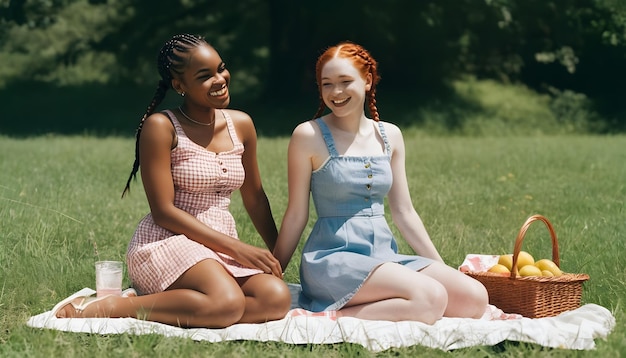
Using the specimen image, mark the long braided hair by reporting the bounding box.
[313,42,381,121]
[122,34,208,197]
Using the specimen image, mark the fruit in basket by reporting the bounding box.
[497,254,513,271]
[535,259,562,277]
[488,264,510,275]
[519,264,542,277]
[515,251,535,269]
[495,252,562,277]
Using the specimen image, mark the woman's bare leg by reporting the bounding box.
[339,262,448,324]
[419,261,488,318]
[55,259,247,328]
[236,274,291,323]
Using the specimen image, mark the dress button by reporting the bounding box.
[222,168,227,173]
[367,174,372,178]
[364,197,369,201]
[364,163,371,168]
[366,184,371,190]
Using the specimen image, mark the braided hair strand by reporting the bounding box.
[122,34,208,197]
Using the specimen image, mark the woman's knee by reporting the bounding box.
[252,276,292,317]
[466,278,489,316]
[444,276,489,318]
[421,262,489,318]
[190,287,246,326]
[408,282,448,323]
[204,274,290,324]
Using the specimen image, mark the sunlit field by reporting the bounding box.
[0,134,624,357]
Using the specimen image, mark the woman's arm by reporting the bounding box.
[139,112,281,276]
[384,122,444,262]
[231,110,279,251]
[273,122,316,271]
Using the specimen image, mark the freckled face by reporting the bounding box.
[320,57,371,117]
[179,45,231,108]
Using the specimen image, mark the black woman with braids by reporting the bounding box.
[52,34,291,327]
[274,42,489,324]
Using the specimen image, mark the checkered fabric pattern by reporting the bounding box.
[127,110,263,294]
[286,308,338,321]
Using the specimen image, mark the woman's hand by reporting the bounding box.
[232,241,284,278]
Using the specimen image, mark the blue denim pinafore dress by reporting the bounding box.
[299,118,434,311]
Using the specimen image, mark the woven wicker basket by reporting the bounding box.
[466,214,589,318]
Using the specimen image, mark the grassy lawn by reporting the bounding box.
[0,133,624,357]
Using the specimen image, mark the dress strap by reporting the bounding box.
[315,118,339,157]
[162,109,183,134]
[221,110,243,148]
[377,121,392,157]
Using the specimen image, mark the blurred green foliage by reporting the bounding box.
[1,0,625,134]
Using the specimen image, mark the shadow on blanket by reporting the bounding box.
[27,283,615,352]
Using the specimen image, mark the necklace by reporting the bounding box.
[178,106,215,126]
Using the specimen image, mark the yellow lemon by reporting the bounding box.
[535,259,562,277]
[515,251,535,269]
[488,264,510,275]
[541,270,555,277]
[519,264,542,277]
[498,254,513,271]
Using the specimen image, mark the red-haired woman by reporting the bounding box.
[274,42,488,324]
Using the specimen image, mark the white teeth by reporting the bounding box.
[210,86,227,96]
[333,98,348,104]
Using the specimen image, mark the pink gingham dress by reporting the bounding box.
[126,109,263,295]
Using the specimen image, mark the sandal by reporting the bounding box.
[51,288,96,318]
[68,295,111,315]
[52,288,136,318]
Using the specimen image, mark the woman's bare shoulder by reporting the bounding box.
[142,111,175,132]
[378,119,401,133]
[223,108,252,123]
[293,119,320,136]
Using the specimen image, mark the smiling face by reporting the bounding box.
[313,42,381,121]
[173,44,231,109]
[320,57,372,118]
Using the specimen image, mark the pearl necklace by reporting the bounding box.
[178,106,215,126]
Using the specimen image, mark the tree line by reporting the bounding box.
[1,0,625,131]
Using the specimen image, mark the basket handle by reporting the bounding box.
[509,214,560,279]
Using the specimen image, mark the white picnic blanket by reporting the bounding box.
[27,284,615,352]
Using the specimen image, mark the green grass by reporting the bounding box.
[0,134,624,357]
